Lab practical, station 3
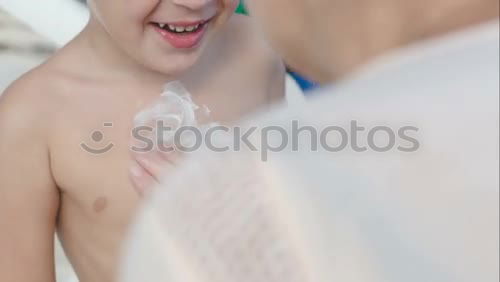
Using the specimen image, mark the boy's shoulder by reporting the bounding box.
[1,51,86,105]
[0,62,72,132]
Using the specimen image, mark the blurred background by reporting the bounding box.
[0,9,54,92]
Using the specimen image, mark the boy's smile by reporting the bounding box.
[151,17,213,49]
[86,0,238,77]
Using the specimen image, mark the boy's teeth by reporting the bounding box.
[157,22,205,33]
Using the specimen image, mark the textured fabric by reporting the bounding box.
[122,151,315,282]
[121,21,499,282]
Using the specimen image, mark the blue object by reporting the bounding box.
[289,71,318,92]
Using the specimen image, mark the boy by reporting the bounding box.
[0,0,285,281]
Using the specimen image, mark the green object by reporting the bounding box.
[235,1,248,15]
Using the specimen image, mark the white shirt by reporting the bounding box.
[120,21,499,282]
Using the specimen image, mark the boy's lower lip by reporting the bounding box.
[153,23,209,49]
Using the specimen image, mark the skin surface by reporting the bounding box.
[245,0,500,83]
[0,0,285,281]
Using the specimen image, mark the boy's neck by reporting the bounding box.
[79,17,174,86]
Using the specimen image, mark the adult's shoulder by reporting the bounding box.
[222,14,283,67]
[221,15,286,101]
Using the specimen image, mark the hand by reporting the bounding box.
[129,149,181,196]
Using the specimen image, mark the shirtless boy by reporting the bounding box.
[0,0,285,281]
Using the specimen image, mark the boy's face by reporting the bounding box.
[90,0,238,76]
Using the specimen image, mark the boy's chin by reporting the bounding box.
[144,52,202,78]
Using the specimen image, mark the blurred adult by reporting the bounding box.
[125,1,499,281]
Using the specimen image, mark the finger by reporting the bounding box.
[157,148,183,165]
[129,162,157,196]
[133,152,176,183]
[130,141,181,166]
